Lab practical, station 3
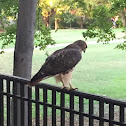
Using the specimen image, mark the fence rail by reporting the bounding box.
[0,74,126,126]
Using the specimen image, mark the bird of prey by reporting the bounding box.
[28,40,87,90]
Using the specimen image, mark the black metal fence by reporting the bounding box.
[0,74,126,126]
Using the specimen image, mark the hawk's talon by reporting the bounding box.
[62,87,69,90]
[70,88,78,91]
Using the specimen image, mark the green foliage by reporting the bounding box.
[34,24,55,50]
[111,0,126,12]
[110,0,126,50]
[122,27,126,39]
[83,29,116,43]
[0,0,18,18]
[0,24,16,53]
[35,5,55,50]
[116,19,123,28]
[115,28,126,50]
[83,6,116,43]
[60,12,76,26]
[72,0,86,10]
[0,22,55,52]
[0,2,55,53]
[0,0,18,54]
[93,6,113,29]
[115,41,126,50]
[61,0,86,10]
[0,0,18,10]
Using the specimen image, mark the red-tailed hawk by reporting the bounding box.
[28,40,87,90]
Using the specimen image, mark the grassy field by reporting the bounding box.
[0,28,125,49]
[33,43,126,100]
[0,42,126,100]
[51,28,125,44]
[1,29,126,121]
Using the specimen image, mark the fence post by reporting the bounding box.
[61,91,65,126]
[43,88,47,126]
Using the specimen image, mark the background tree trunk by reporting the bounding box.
[121,11,126,27]
[80,17,83,29]
[12,0,37,126]
[55,18,59,31]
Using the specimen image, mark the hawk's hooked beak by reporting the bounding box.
[84,44,87,53]
[83,49,87,53]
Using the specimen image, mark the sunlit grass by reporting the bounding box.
[0,28,125,49]
[1,29,126,122]
[0,42,126,100]
[1,42,126,121]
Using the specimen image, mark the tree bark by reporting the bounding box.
[13,0,37,79]
[12,0,37,126]
[121,11,126,27]
[55,18,59,31]
[80,17,83,29]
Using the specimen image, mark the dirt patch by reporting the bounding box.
[32,110,126,126]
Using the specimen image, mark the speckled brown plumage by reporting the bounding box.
[28,40,87,89]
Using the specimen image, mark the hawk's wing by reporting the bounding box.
[29,48,82,86]
[41,48,82,76]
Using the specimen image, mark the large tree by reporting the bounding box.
[12,0,37,126]
[13,0,37,79]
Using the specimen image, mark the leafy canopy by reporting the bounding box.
[0,0,55,53]
[83,5,116,43]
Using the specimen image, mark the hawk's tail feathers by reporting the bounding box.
[28,72,46,87]
[28,78,43,88]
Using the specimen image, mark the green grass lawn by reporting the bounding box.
[1,42,126,100]
[1,29,126,123]
[33,43,126,100]
[51,28,125,44]
[0,28,125,49]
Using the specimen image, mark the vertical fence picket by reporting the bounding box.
[13,81,18,126]
[28,87,32,126]
[7,80,11,126]
[99,101,104,126]
[35,87,40,126]
[79,97,84,126]
[89,99,94,126]
[109,103,114,126]
[70,93,74,126]
[43,88,47,126]
[52,90,56,126]
[120,106,125,124]
[0,79,3,126]
[61,91,65,126]
[20,83,25,126]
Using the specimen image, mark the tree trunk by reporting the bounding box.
[124,16,126,27]
[121,11,126,27]
[55,18,59,31]
[70,22,72,28]
[12,0,37,126]
[46,15,50,27]
[80,17,83,29]
[13,0,37,79]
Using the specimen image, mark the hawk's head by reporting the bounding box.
[74,40,87,53]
